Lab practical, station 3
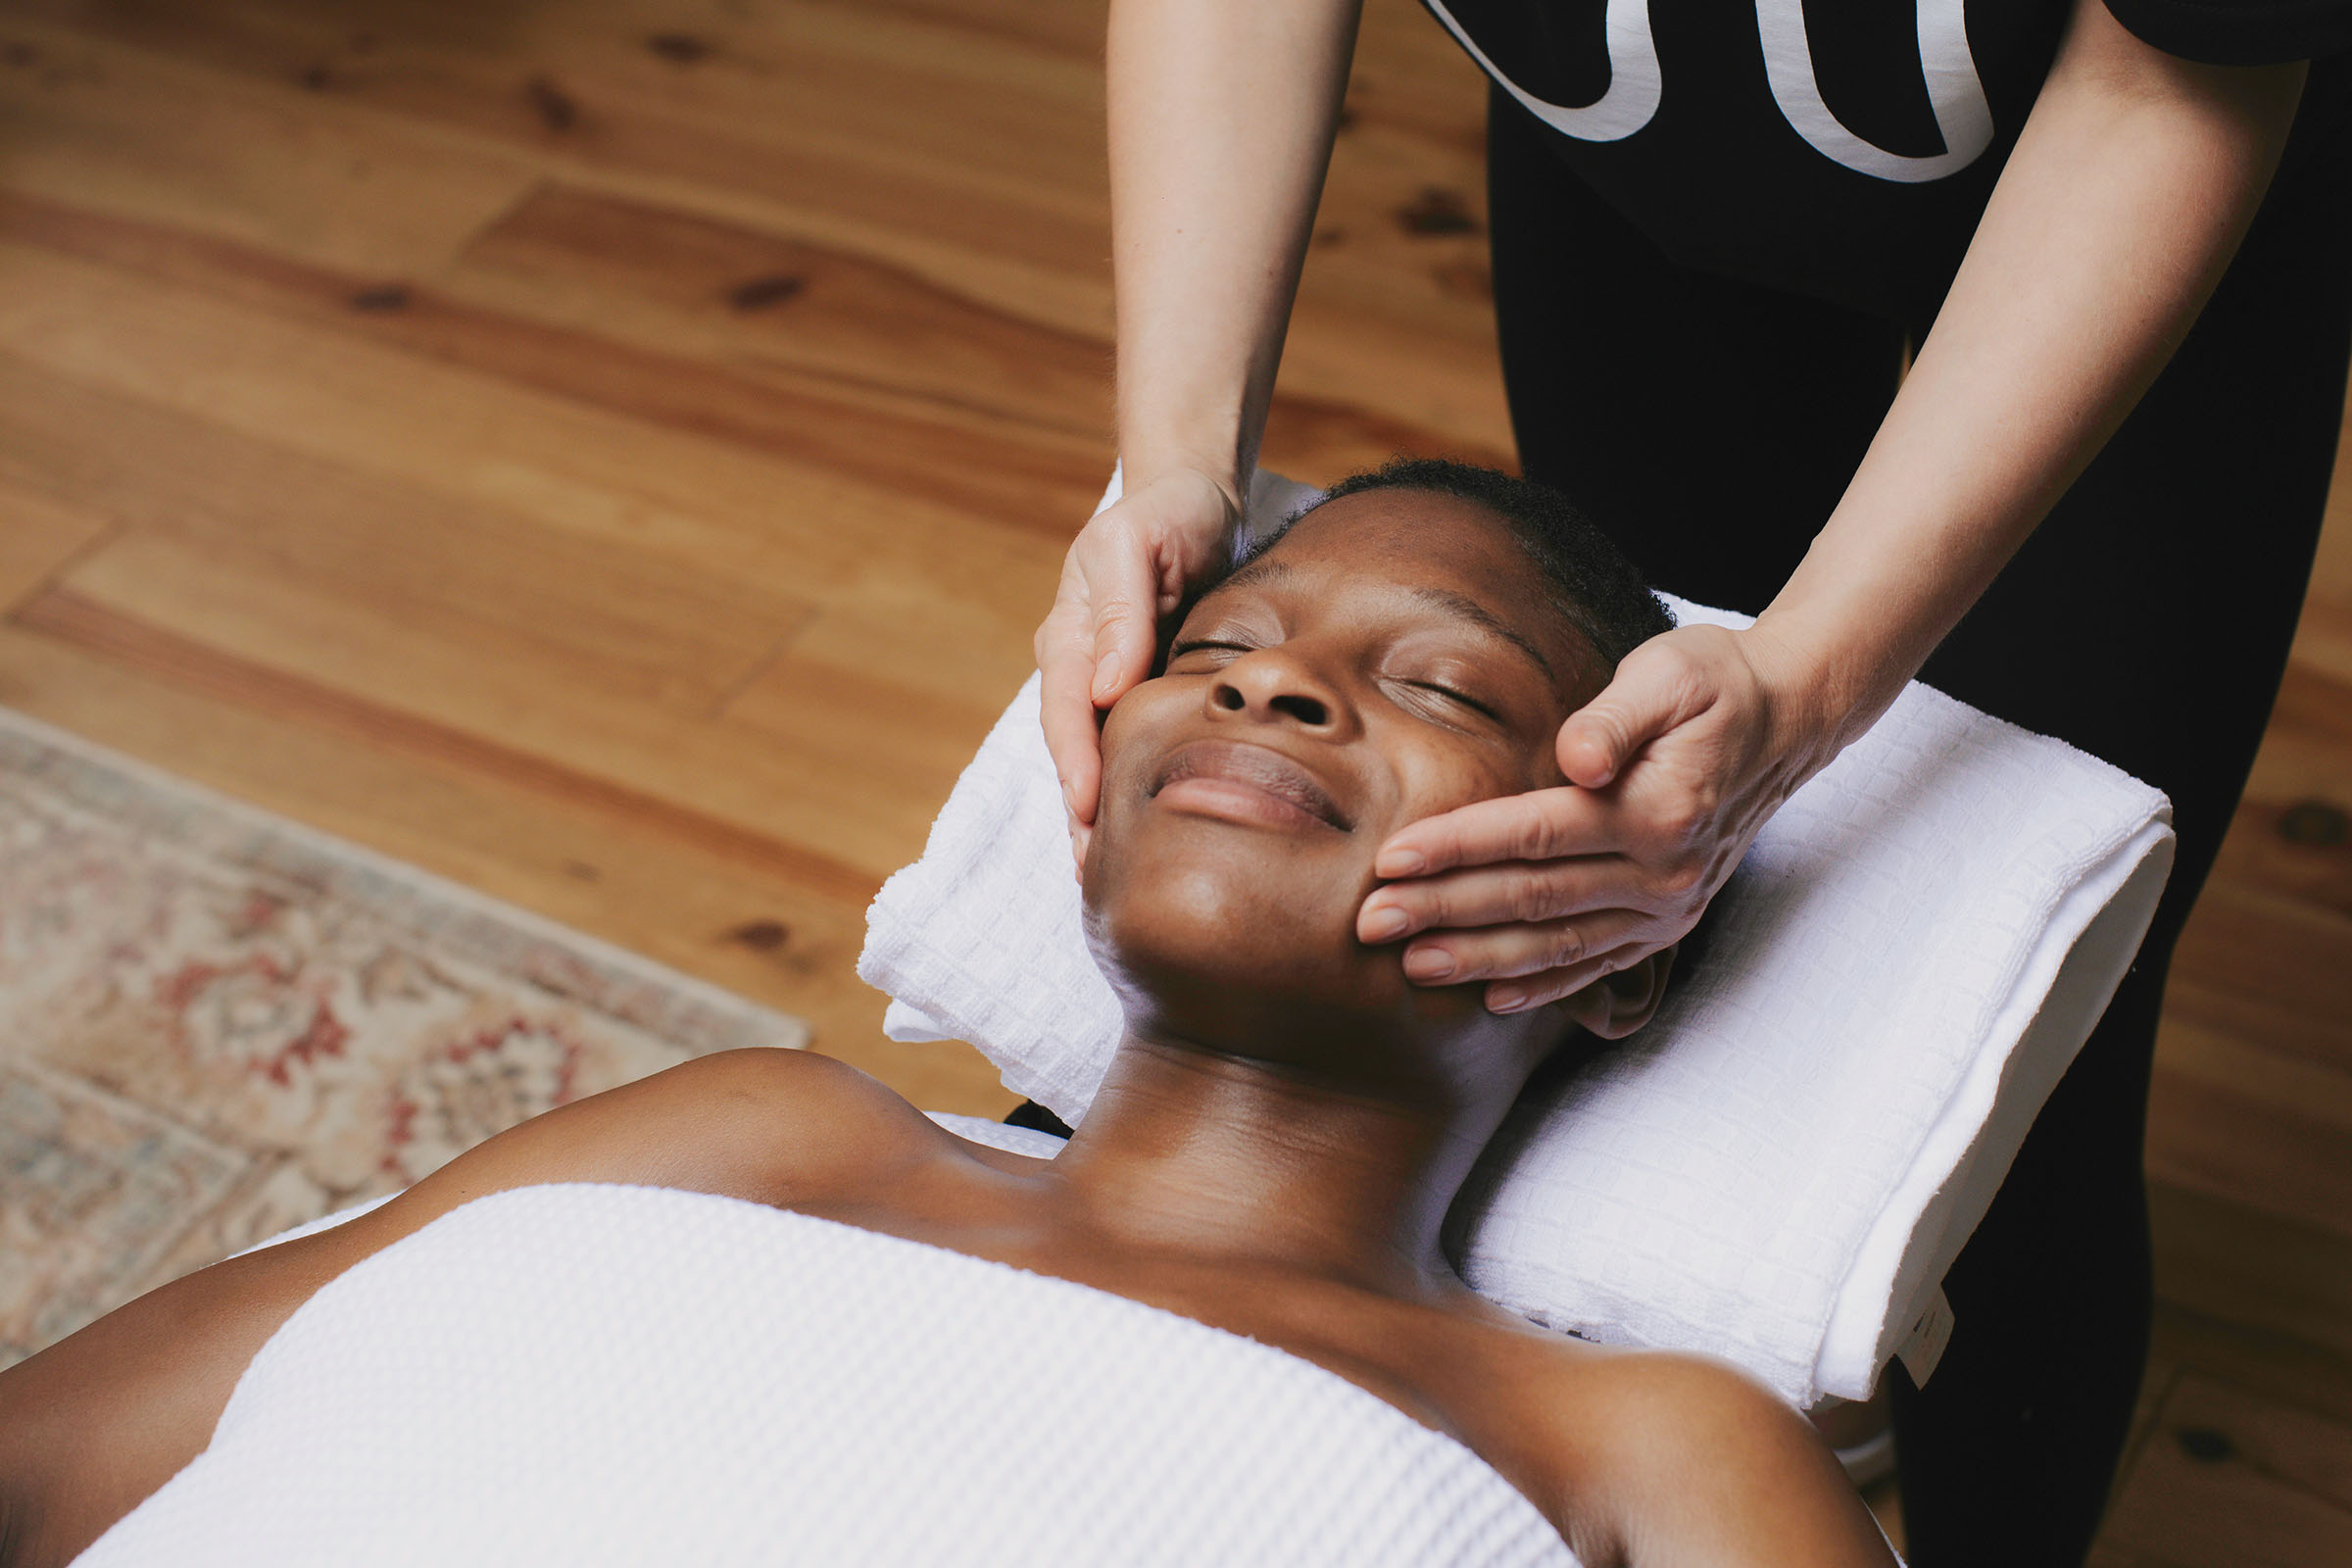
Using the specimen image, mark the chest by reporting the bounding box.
[791,1186,1592,1531]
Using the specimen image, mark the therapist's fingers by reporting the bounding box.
[1036,600,1107,829]
[1035,516,1159,828]
[1484,947,1649,1015]
[1036,472,1241,840]
[1372,786,1614,881]
[1359,855,1620,944]
[1390,907,1653,987]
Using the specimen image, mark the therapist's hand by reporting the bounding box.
[1036,466,1241,861]
[1356,622,1838,1013]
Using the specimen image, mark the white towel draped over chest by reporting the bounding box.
[76,1184,1578,1568]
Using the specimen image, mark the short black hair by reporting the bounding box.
[1274,458,1673,678]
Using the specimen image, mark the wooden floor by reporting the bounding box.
[0,1,2346,1559]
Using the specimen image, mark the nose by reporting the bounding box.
[1205,647,1357,739]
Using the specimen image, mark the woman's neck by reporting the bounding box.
[1039,1034,1526,1298]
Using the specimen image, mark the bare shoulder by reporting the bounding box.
[0,1048,934,1568]
[424,1046,947,1208]
[1509,1344,1895,1568]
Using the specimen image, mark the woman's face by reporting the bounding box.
[1083,487,1605,1078]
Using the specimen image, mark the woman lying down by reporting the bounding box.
[0,463,1894,1568]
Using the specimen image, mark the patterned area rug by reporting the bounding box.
[0,708,809,1367]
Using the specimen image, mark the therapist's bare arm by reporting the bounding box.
[0,1050,900,1568]
[1036,0,1361,847]
[1362,0,2310,1010]
[1757,0,2307,748]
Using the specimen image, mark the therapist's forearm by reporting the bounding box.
[1106,0,1361,505]
[1754,2,2307,755]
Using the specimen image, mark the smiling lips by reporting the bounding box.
[1150,740,1351,832]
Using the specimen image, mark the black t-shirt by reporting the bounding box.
[1432,0,2352,316]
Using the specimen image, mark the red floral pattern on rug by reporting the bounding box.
[0,711,808,1366]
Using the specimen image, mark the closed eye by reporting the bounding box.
[1407,681,1500,721]
[1168,639,1256,662]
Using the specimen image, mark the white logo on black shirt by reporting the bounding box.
[1426,0,1993,182]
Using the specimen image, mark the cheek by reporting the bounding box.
[1095,675,1199,792]
[1366,720,1534,834]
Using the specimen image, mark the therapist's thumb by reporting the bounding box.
[1068,511,1160,707]
[1087,575,1157,706]
[1555,644,1692,788]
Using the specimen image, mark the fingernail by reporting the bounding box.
[1403,948,1455,982]
[1091,667,1117,702]
[1489,986,1531,1013]
[1378,850,1427,878]
[1061,779,1077,815]
[1361,906,1409,942]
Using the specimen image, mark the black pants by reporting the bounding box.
[1487,78,2351,1567]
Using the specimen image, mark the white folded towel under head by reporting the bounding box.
[860,470,2175,1407]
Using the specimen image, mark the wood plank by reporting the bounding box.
[2151,1180,2352,1365]
[9,585,873,906]
[0,198,1115,537]
[0,0,1108,278]
[0,219,1076,621]
[451,183,1113,441]
[17,533,940,886]
[2144,1299,2352,1439]
[0,222,1075,683]
[2099,1374,2352,1567]
[0,335,816,721]
[2167,878,2352,1078]
[2154,1016,2352,1139]
[0,477,111,609]
[0,10,535,274]
[0,281,1052,880]
[446,182,1500,488]
[0,0,1518,462]
[2148,1013,2352,1245]
[2146,1054,2352,1244]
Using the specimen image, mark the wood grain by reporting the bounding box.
[0,476,112,610]
[2096,1375,2352,1566]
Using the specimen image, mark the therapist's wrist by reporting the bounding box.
[1115,441,1250,528]
[1738,612,1890,779]
[1121,448,1248,516]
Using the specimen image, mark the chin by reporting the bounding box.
[1087,829,1355,995]
[1081,812,1495,1082]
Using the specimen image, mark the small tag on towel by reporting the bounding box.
[1896,1287,1955,1388]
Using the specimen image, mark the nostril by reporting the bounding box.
[1214,684,1247,711]
[1271,694,1328,726]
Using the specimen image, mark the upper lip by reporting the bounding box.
[1150,739,1352,831]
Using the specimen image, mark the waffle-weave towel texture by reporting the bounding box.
[858,473,2175,1406]
[76,1183,1576,1568]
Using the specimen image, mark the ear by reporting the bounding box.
[1555,946,1677,1040]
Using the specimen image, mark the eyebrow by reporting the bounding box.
[1215,553,1296,597]
[1407,586,1556,681]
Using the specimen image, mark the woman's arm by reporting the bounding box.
[1360,0,2310,1009]
[1036,0,1361,851]
[0,1049,899,1568]
[1752,0,2308,752]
